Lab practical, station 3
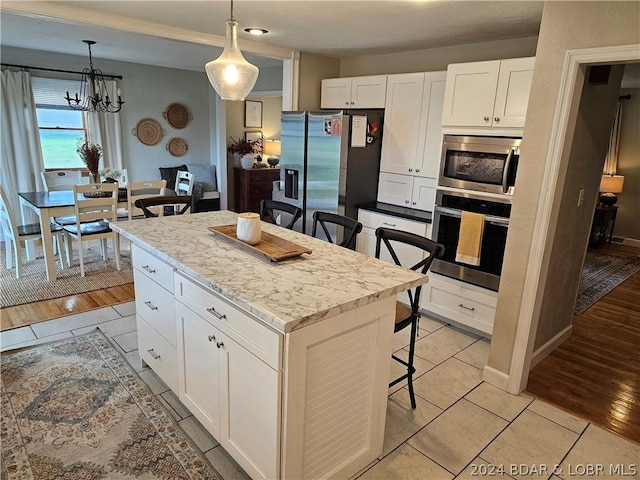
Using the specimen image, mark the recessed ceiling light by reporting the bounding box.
[244,28,268,35]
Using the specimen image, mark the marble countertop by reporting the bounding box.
[111,211,427,334]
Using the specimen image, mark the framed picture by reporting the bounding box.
[244,100,262,128]
[245,131,263,143]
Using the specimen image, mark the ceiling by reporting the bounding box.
[1,1,545,71]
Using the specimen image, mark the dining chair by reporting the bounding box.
[126,180,167,220]
[135,195,193,218]
[41,170,84,191]
[259,199,302,230]
[311,211,363,250]
[62,183,121,278]
[175,170,194,196]
[375,227,444,408]
[0,186,67,278]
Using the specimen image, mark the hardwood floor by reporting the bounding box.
[527,243,640,444]
[0,283,135,331]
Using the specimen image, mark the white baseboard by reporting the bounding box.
[482,365,509,391]
[530,325,573,368]
[622,237,640,247]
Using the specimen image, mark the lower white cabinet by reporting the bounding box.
[420,272,497,335]
[175,273,281,480]
[377,172,436,212]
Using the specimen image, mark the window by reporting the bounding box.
[32,77,88,170]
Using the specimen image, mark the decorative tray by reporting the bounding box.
[208,225,312,262]
[132,118,165,146]
[163,102,192,129]
[166,137,188,157]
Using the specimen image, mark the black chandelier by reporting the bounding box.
[64,40,124,113]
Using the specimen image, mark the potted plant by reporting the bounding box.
[99,167,123,183]
[227,136,262,169]
[77,140,103,182]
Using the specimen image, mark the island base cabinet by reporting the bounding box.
[281,297,395,479]
[176,297,280,480]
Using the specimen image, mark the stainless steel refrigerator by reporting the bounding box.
[273,110,383,238]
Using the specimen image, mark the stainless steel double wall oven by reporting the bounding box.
[432,135,521,291]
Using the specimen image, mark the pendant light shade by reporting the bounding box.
[205,18,259,101]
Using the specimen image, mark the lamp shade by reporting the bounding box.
[205,19,259,101]
[599,175,624,193]
[263,139,281,156]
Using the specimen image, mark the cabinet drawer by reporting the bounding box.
[134,269,177,347]
[422,274,496,335]
[358,209,428,236]
[132,244,174,292]
[175,273,281,369]
[137,315,178,392]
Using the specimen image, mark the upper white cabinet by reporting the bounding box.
[380,72,447,177]
[377,173,436,212]
[321,75,387,109]
[442,57,535,128]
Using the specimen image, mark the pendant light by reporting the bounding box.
[205,0,259,101]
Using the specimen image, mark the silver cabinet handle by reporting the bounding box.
[412,202,417,205]
[147,348,161,360]
[142,265,156,274]
[144,301,158,311]
[345,101,349,105]
[382,222,396,227]
[408,168,413,172]
[483,116,490,122]
[350,101,355,105]
[405,200,410,204]
[415,169,420,173]
[494,117,500,122]
[206,307,227,320]
[208,335,216,342]
[458,303,475,311]
[216,341,224,349]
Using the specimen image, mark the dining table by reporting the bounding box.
[19,189,129,281]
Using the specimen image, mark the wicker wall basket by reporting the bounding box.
[132,118,165,146]
[166,137,188,157]
[163,103,192,129]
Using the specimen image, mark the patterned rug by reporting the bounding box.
[0,330,222,479]
[0,240,133,309]
[574,251,640,315]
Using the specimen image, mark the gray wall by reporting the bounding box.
[1,45,213,184]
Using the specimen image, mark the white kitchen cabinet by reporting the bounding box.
[380,72,447,177]
[442,57,535,128]
[377,172,436,212]
[420,272,497,335]
[175,273,281,480]
[320,75,387,109]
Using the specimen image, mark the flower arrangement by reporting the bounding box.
[77,141,103,174]
[98,167,123,182]
[227,136,261,156]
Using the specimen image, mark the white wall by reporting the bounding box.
[616,88,640,241]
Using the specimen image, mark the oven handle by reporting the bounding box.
[502,148,516,194]
[434,206,510,226]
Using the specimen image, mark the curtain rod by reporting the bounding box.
[0,62,123,80]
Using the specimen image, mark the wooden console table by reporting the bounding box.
[234,167,280,213]
[590,204,618,246]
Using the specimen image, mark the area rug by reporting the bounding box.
[0,330,222,479]
[0,240,133,309]
[574,251,640,315]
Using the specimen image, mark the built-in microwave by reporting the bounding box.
[439,135,521,195]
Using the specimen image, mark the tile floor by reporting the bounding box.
[1,305,638,480]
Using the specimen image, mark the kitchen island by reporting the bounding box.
[111,210,427,480]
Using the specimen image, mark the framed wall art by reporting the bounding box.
[244,131,263,143]
[244,100,262,128]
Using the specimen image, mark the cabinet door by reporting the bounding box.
[350,75,387,108]
[415,72,447,179]
[176,302,221,439]
[380,73,425,175]
[356,225,377,257]
[493,57,535,128]
[442,60,500,127]
[377,172,412,207]
[410,177,436,212]
[219,335,280,480]
[321,78,351,108]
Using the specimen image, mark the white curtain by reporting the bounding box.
[603,99,623,175]
[87,79,124,171]
[0,69,44,220]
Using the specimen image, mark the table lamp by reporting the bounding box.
[599,174,624,206]
[263,139,281,168]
